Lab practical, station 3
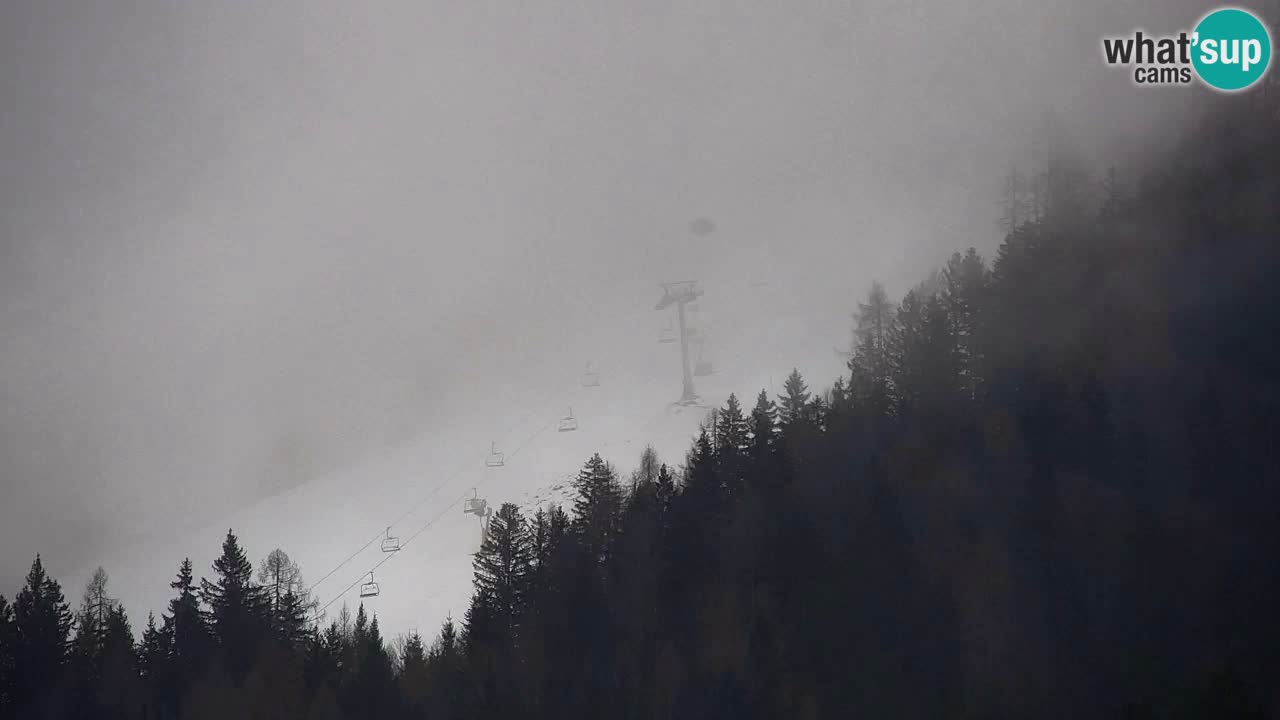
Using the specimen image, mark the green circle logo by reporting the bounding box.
[1192,7,1272,91]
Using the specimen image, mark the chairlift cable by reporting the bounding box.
[308,355,622,622]
[306,380,568,599]
[311,413,563,622]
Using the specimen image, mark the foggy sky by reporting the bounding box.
[1,0,1212,590]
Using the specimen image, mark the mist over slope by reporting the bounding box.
[56,282,850,638]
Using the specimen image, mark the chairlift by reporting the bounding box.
[464,489,489,516]
[485,441,505,467]
[558,406,578,433]
[658,321,677,344]
[359,573,380,598]
[580,363,600,387]
[380,527,400,553]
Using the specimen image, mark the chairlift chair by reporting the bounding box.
[580,364,601,387]
[359,573,380,598]
[558,406,578,433]
[464,489,488,516]
[485,442,505,467]
[658,319,677,344]
[380,527,400,553]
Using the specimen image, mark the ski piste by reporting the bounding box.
[58,278,851,639]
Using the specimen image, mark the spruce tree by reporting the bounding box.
[398,630,430,715]
[571,453,623,564]
[471,502,535,635]
[200,530,269,679]
[776,368,811,427]
[348,614,395,718]
[94,603,140,717]
[138,611,168,683]
[0,595,15,716]
[942,248,990,400]
[890,290,962,417]
[163,557,209,713]
[655,463,677,513]
[714,394,750,496]
[748,389,777,464]
[11,555,73,716]
[530,507,551,573]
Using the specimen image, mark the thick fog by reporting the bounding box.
[1,0,1210,591]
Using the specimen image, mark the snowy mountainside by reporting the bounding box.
[58,282,851,640]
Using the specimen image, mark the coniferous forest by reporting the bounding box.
[3,98,1280,719]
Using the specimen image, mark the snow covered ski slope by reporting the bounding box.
[60,282,851,638]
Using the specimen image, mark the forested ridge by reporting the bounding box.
[3,98,1280,719]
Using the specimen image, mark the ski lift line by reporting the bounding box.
[304,369,582,598]
[310,352,628,615]
[310,414,563,622]
[308,355,607,618]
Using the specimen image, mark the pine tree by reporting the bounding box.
[11,555,73,717]
[571,454,623,564]
[201,529,269,679]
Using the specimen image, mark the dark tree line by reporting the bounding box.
[4,100,1280,718]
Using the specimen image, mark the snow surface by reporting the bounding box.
[59,281,852,640]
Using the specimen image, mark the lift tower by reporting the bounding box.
[655,280,704,406]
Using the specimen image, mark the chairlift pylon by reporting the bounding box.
[359,573,380,598]
[485,442,505,467]
[558,406,578,433]
[380,527,400,553]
